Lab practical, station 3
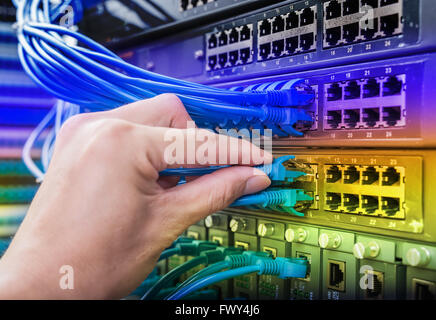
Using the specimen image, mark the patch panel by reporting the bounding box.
[323,0,403,48]
[257,5,317,61]
[213,53,436,147]
[324,74,406,130]
[407,268,436,300]
[228,149,436,242]
[205,24,254,71]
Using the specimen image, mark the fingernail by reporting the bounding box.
[243,174,271,195]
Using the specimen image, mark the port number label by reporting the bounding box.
[385,40,391,47]
[331,50,336,56]
[364,70,371,76]
[390,159,398,165]
[385,67,392,74]
[388,221,397,228]
[369,219,377,225]
[366,132,373,138]
[347,47,353,54]
[365,44,372,50]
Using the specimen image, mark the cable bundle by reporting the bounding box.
[13,0,315,139]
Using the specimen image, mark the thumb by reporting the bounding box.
[161,166,271,227]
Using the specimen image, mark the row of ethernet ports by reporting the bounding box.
[325,165,402,186]
[324,14,401,47]
[326,76,404,101]
[325,0,400,20]
[326,106,403,129]
[207,48,251,70]
[258,7,316,37]
[207,25,252,49]
[259,33,315,61]
[325,192,401,217]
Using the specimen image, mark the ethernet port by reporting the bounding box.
[240,48,251,64]
[181,0,189,11]
[327,110,342,129]
[362,167,379,185]
[229,50,239,66]
[413,279,436,300]
[326,192,341,210]
[380,0,399,7]
[300,33,315,51]
[343,0,359,16]
[218,53,228,68]
[218,32,228,46]
[286,36,299,54]
[380,14,400,36]
[382,76,403,96]
[326,27,341,47]
[381,197,400,216]
[344,109,360,128]
[382,106,401,126]
[191,0,199,8]
[201,0,208,4]
[344,80,361,100]
[362,195,379,214]
[344,166,359,184]
[259,19,272,37]
[259,43,271,60]
[326,165,342,183]
[208,34,218,49]
[382,167,400,186]
[361,18,379,40]
[240,25,251,41]
[364,271,384,299]
[363,78,381,98]
[272,40,285,58]
[363,108,380,127]
[327,260,345,292]
[343,193,359,212]
[326,0,341,20]
[361,0,378,8]
[272,16,285,33]
[286,11,299,29]
[300,8,315,26]
[208,55,217,70]
[229,28,239,44]
[327,83,342,101]
[343,22,359,43]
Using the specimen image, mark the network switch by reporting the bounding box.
[214,53,436,147]
[122,0,434,83]
[176,212,436,299]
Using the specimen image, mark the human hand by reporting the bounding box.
[0,94,272,299]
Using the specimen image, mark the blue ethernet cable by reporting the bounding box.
[160,156,306,184]
[167,257,308,300]
[13,0,315,139]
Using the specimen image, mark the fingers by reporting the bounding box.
[70,94,193,129]
[107,94,193,129]
[142,126,273,172]
[160,166,271,227]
